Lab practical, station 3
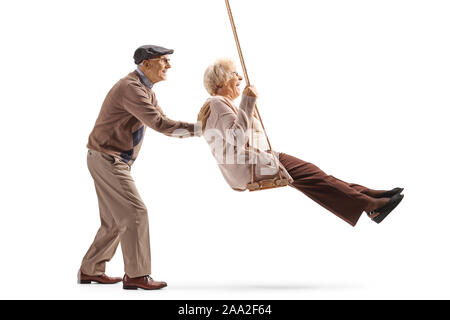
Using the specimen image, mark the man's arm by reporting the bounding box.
[122,82,198,138]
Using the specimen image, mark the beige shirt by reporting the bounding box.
[203,95,292,191]
[87,70,196,165]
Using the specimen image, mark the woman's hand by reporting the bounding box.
[243,85,258,98]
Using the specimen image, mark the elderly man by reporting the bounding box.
[78,45,198,290]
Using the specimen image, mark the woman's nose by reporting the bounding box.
[238,75,243,80]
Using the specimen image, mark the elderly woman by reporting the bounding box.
[198,58,404,226]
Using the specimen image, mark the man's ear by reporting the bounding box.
[141,59,151,70]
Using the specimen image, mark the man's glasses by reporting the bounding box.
[151,57,171,65]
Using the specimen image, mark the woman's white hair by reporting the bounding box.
[203,58,236,96]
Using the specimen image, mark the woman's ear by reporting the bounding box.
[215,82,224,95]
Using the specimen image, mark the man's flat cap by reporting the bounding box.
[133,45,174,64]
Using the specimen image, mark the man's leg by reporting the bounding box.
[80,184,121,276]
[81,150,151,278]
[109,166,151,278]
[279,153,381,226]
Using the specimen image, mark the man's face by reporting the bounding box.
[141,55,171,84]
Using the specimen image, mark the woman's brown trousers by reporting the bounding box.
[279,153,375,226]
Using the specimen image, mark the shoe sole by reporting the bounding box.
[123,285,139,290]
[78,280,122,284]
[78,280,93,284]
[373,194,404,224]
[123,285,167,290]
[375,188,404,198]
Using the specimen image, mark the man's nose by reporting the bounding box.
[238,75,243,80]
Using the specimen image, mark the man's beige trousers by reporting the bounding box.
[80,150,151,278]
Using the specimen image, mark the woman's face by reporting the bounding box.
[218,71,243,100]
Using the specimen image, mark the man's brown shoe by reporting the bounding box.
[77,269,122,284]
[122,274,167,290]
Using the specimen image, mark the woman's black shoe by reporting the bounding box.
[375,187,404,198]
[370,193,404,224]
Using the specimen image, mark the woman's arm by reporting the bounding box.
[210,94,257,140]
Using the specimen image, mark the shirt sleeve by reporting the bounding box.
[122,82,197,138]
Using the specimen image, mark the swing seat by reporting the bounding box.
[247,178,290,192]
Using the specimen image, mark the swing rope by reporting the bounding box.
[224,0,273,150]
[224,0,287,190]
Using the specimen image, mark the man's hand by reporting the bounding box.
[243,85,258,98]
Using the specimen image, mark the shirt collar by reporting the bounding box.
[136,67,153,89]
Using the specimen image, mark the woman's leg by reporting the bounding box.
[331,177,391,198]
[279,153,388,226]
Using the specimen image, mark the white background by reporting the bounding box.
[0,0,449,299]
